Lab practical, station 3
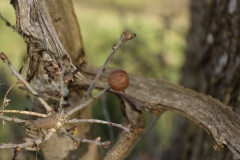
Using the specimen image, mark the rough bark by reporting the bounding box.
[75,65,240,158]
[8,0,240,159]
[165,0,240,160]
[11,0,97,159]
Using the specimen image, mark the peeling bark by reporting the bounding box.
[11,0,96,159]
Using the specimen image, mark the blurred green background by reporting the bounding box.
[0,0,189,159]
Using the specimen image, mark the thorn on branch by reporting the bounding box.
[63,61,86,83]
[61,103,70,110]
[32,141,37,148]
[12,147,20,160]
[0,13,16,31]
[18,66,24,74]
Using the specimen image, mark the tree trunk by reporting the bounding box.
[164,0,240,159]
[11,0,98,159]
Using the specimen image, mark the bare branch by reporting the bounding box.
[59,65,66,108]
[0,13,16,31]
[80,31,136,102]
[0,114,27,123]
[59,128,111,148]
[0,132,53,149]
[0,52,53,114]
[0,110,47,118]
[66,118,129,132]
[64,85,111,118]
[0,82,17,110]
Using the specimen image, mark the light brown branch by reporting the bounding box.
[66,118,129,132]
[0,114,27,123]
[80,31,136,103]
[0,82,17,110]
[59,128,111,148]
[0,132,53,149]
[64,85,110,118]
[0,52,53,114]
[0,110,47,118]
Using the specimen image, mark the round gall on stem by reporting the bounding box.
[108,69,129,91]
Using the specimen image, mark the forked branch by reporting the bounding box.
[0,52,53,114]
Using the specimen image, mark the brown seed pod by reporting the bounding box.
[108,69,129,91]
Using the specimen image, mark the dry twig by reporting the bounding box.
[0,114,27,123]
[66,118,129,132]
[0,132,53,149]
[80,31,136,103]
[0,82,17,110]
[0,52,53,114]
[0,13,16,31]
[64,85,111,118]
[60,128,111,148]
[0,30,135,157]
[0,110,47,118]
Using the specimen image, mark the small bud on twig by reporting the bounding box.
[121,31,137,42]
[0,52,7,61]
[103,141,111,148]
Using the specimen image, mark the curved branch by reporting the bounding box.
[75,65,240,157]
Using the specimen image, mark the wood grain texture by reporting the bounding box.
[74,65,240,158]
[12,0,96,159]
[45,0,85,64]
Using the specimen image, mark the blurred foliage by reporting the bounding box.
[72,0,189,159]
[0,0,189,159]
[0,2,31,158]
[73,0,189,82]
